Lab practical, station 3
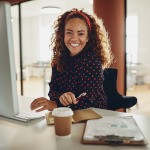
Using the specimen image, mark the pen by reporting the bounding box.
[68,92,87,107]
[76,92,87,102]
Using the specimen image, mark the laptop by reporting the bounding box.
[13,95,48,122]
[0,1,48,122]
[0,94,48,123]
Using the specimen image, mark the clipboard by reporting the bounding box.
[82,116,147,145]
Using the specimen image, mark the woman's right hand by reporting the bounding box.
[59,92,77,106]
[30,97,57,112]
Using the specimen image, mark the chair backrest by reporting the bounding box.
[103,68,137,111]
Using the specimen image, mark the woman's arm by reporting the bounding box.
[30,67,63,112]
[48,67,64,107]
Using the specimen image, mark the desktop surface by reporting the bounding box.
[0,108,149,150]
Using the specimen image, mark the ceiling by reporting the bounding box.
[11,0,93,18]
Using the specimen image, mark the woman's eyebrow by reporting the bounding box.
[65,29,73,31]
[65,29,85,32]
[77,30,85,33]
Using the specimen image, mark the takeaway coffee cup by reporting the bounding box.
[52,107,73,136]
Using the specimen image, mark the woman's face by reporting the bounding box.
[64,18,89,56]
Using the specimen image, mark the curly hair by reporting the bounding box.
[50,8,113,72]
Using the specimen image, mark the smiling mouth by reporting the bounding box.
[70,43,80,47]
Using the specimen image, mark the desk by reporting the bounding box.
[0,108,150,150]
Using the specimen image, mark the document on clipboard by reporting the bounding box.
[82,116,147,145]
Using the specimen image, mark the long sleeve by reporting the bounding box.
[48,67,64,107]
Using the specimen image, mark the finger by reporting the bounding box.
[31,101,46,110]
[69,93,76,104]
[61,94,70,105]
[30,97,45,108]
[59,96,68,106]
[64,93,73,104]
[62,94,70,105]
[35,106,47,112]
[30,99,38,108]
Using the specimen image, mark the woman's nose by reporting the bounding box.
[70,33,78,40]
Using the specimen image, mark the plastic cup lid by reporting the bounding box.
[52,107,73,117]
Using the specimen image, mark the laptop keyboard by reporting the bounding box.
[16,110,47,119]
[15,96,49,120]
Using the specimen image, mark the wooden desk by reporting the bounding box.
[0,108,149,150]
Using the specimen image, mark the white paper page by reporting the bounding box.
[83,116,145,141]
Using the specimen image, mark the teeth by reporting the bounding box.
[70,43,79,47]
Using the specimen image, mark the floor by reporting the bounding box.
[126,84,150,116]
[18,78,150,117]
[17,77,50,99]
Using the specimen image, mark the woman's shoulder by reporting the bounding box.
[51,66,60,74]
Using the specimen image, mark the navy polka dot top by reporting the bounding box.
[48,49,108,110]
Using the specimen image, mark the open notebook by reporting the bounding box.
[45,108,102,125]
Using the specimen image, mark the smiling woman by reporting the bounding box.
[30,8,113,112]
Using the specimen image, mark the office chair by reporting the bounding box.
[103,68,137,112]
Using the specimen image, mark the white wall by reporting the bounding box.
[127,0,150,84]
[12,13,60,66]
[22,16,41,65]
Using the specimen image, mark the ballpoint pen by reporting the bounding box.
[68,92,87,107]
[76,92,87,102]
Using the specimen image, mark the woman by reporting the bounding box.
[30,8,113,112]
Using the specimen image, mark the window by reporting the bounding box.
[126,16,138,63]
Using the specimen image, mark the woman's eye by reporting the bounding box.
[66,31,72,35]
[78,33,84,36]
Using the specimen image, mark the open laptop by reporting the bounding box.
[13,95,48,122]
[0,1,48,122]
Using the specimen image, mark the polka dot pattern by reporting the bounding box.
[48,49,108,110]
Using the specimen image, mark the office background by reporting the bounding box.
[4,0,150,116]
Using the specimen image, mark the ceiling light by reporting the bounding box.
[41,6,62,14]
[89,0,93,4]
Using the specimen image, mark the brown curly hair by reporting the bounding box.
[50,8,113,72]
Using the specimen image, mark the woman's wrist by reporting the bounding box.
[49,100,57,111]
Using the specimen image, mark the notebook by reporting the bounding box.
[45,108,102,125]
[82,116,147,145]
